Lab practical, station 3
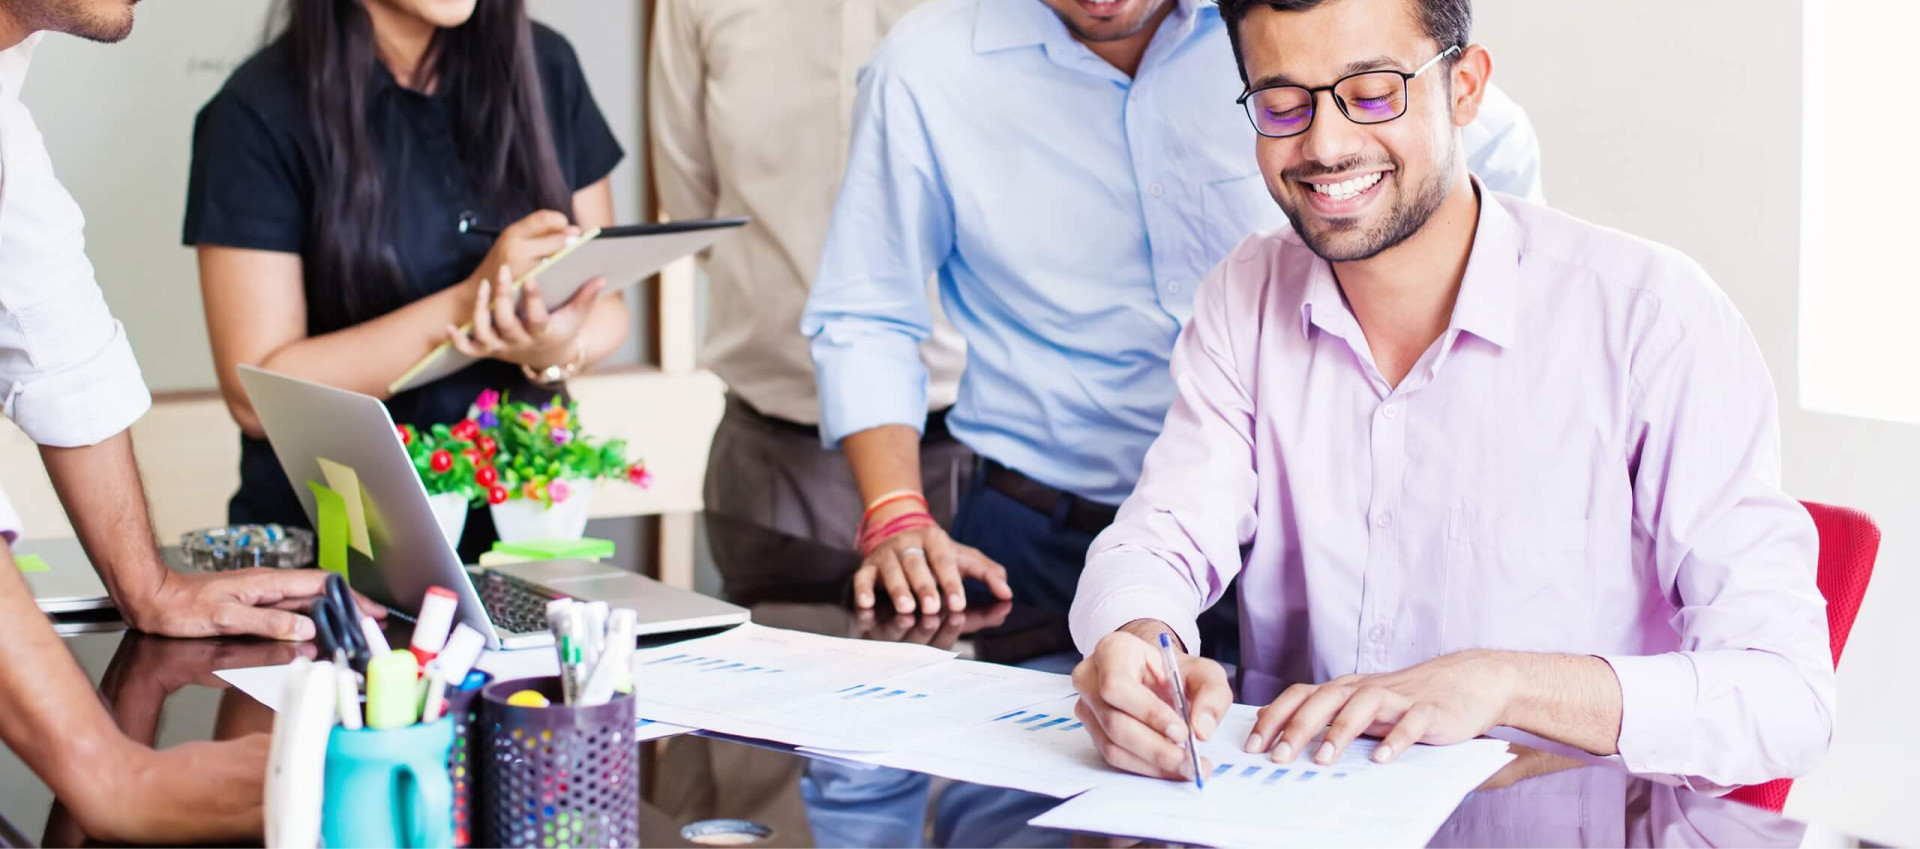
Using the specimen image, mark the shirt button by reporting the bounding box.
[1368,626,1386,642]
[1149,182,1165,198]
[1165,279,1182,294]
[1381,404,1400,419]
[1374,513,1392,528]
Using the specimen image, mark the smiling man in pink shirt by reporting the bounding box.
[1067,0,1834,793]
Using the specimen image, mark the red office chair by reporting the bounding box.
[1723,501,1880,813]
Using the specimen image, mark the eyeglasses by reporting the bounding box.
[1236,45,1462,139]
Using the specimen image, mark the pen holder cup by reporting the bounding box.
[323,717,457,849]
[476,676,640,848]
[445,686,484,848]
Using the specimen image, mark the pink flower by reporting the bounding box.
[547,479,571,504]
[475,389,501,411]
[517,409,540,429]
[550,427,572,446]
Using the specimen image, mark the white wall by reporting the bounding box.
[18,0,647,392]
[1477,1,1918,843]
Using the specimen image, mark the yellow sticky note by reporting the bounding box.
[316,457,373,556]
[15,553,50,573]
[307,481,349,579]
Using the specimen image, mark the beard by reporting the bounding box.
[1278,143,1459,264]
[10,0,136,43]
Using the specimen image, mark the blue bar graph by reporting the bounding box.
[833,684,930,701]
[644,653,782,674]
[991,710,1084,732]
[1210,762,1340,787]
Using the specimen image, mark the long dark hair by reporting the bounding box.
[277,0,573,327]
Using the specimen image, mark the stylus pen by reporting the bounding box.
[456,211,500,239]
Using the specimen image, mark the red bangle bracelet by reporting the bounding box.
[862,491,930,526]
[858,511,935,555]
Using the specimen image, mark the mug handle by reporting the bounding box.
[394,764,453,848]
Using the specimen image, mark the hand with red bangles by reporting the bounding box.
[852,491,1012,615]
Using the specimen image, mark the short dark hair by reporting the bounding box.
[1216,0,1472,86]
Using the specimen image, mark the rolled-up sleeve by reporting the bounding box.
[800,60,953,447]
[1604,273,1834,789]
[1070,250,1263,657]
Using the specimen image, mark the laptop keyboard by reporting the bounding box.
[477,570,566,635]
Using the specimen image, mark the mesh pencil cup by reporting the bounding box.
[444,685,483,848]
[477,676,640,848]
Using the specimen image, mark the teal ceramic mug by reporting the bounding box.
[323,717,455,848]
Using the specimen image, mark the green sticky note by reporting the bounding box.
[15,553,50,573]
[492,537,615,561]
[307,480,349,579]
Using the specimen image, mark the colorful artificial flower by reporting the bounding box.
[544,405,569,428]
[550,426,572,446]
[450,419,481,442]
[517,409,540,429]
[475,389,501,411]
[397,424,414,445]
[547,479,571,504]
[475,434,498,457]
[487,485,510,505]
[475,466,498,488]
[627,462,653,489]
[429,449,454,473]
[477,410,499,430]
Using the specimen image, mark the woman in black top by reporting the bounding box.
[184,0,628,559]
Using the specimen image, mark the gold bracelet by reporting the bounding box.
[521,341,586,387]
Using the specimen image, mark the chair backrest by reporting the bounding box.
[1725,500,1880,813]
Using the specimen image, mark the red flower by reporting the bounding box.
[475,434,498,457]
[429,449,453,473]
[475,466,499,488]
[450,419,481,442]
[396,424,414,445]
[462,448,481,464]
[627,463,652,489]
[487,486,510,505]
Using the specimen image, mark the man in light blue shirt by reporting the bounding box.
[803,0,1541,625]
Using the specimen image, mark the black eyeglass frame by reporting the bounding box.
[1235,45,1463,139]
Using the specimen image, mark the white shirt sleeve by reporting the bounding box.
[0,480,20,542]
[0,36,151,448]
[1463,82,1547,204]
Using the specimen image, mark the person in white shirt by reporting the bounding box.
[649,0,975,553]
[0,0,375,840]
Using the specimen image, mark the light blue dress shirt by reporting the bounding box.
[804,0,1544,505]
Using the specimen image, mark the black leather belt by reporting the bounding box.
[980,459,1119,536]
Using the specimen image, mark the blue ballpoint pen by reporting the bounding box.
[1159,632,1204,790]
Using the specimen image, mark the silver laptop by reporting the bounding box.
[236,365,748,650]
[16,537,112,614]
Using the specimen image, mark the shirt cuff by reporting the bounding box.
[3,320,151,447]
[0,484,21,542]
[1600,652,1699,775]
[1069,550,1204,657]
[810,329,929,448]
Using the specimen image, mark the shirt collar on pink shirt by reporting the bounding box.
[1295,176,1523,351]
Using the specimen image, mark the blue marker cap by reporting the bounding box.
[459,670,492,692]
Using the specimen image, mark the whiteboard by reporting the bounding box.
[19,0,644,392]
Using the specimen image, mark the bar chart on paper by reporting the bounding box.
[837,695,1121,798]
[727,660,1077,752]
[990,708,1083,733]
[642,653,787,676]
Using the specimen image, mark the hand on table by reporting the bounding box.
[123,567,385,642]
[1244,648,1517,767]
[1072,621,1232,781]
[855,601,1013,651]
[853,521,1011,616]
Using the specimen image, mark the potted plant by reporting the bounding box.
[468,390,649,542]
[397,421,491,546]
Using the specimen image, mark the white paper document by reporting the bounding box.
[721,659,1077,752]
[1029,705,1515,847]
[828,694,1117,797]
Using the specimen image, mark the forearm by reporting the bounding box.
[257,283,472,400]
[39,432,165,610]
[842,425,926,524]
[0,542,139,818]
[1493,651,1623,757]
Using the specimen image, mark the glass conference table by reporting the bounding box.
[0,513,1887,847]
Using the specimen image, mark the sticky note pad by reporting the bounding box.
[307,481,349,579]
[15,553,50,573]
[317,457,373,556]
[492,537,616,561]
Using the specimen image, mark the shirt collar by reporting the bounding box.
[1299,176,1523,350]
[974,0,1208,54]
[0,33,46,103]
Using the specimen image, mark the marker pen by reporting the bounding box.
[409,586,459,667]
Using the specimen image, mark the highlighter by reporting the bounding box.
[409,586,459,667]
[365,650,423,729]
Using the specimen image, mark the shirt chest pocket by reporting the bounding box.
[1441,507,1597,654]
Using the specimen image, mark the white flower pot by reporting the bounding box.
[489,487,593,542]
[426,492,470,548]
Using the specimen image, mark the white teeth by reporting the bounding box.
[1309,172,1383,201]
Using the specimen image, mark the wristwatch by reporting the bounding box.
[522,342,586,387]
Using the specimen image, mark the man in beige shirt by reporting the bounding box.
[650,0,971,552]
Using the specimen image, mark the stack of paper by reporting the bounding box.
[821,694,1116,797]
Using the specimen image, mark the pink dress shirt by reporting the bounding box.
[1070,185,1834,789]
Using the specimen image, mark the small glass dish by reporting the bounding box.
[179,524,316,572]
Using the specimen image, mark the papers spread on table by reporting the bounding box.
[818,694,1115,797]
[1028,704,1515,847]
[629,622,1043,751]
